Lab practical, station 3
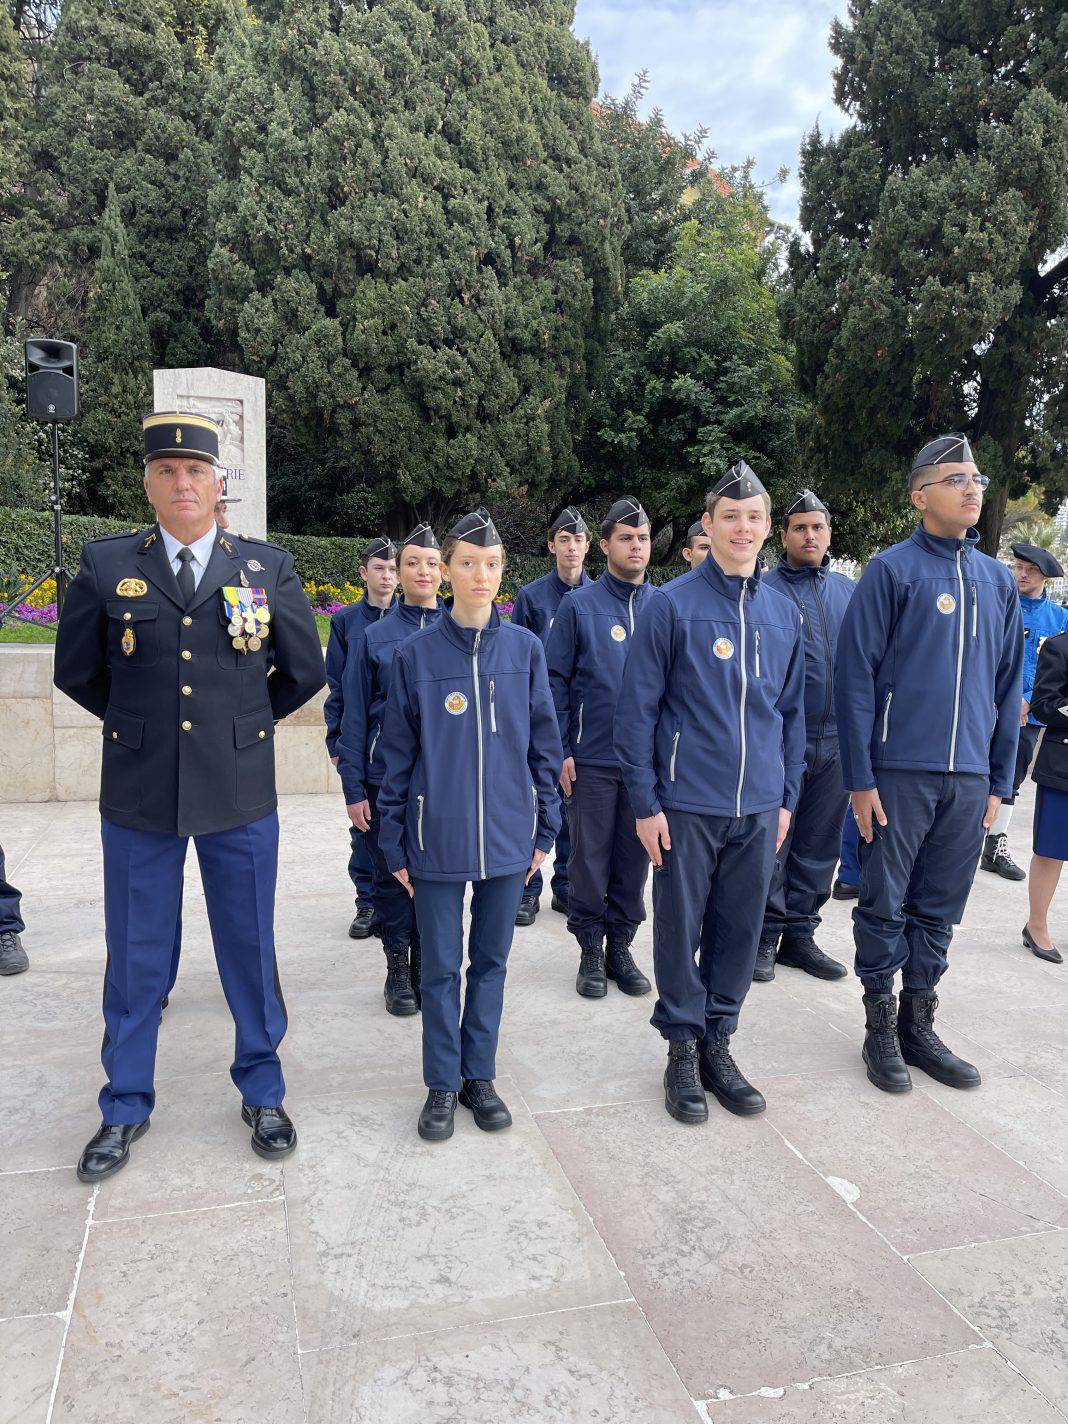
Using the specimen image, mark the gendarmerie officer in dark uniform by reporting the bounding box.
[54,411,325,1182]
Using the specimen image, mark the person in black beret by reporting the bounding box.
[979,542,1068,881]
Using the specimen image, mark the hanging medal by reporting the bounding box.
[221,586,271,654]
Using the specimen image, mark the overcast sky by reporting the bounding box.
[572,0,851,227]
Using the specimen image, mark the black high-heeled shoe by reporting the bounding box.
[1023,925,1063,964]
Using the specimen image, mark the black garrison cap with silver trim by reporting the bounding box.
[549,506,590,538]
[604,497,649,528]
[361,535,398,563]
[783,489,829,520]
[447,508,502,547]
[686,519,706,541]
[1011,543,1064,580]
[399,522,440,551]
[911,433,975,475]
[711,461,767,500]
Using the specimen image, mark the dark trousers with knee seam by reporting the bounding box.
[565,763,648,948]
[365,784,420,951]
[347,822,375,906]
[100,813,287,1123]
[413,872,526,1091]
[853,769,987,993]
[762,739,848,944]
[650,808,779,1044]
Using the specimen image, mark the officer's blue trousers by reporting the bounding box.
[565,764,648,949]
[365,786,420,951]
[0,843,25,935]
[99,813,288,1123]
[413,872,527,1091]
[854,770,987,993]
[762,740,848,943]
[347,822,375,907]
[650,809,779,1044]
[838,811,861,886]
[523,814,571,902]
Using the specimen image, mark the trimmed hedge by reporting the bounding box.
[0,507,685,603]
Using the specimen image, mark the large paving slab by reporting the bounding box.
[0,1171,89,1318]
[0,1314,65,1424]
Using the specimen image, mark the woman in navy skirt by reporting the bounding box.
[376,509,564,1141]
[1024,630,1068,964]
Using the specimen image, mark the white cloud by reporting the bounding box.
[572,0,851,226]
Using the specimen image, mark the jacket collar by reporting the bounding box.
[773,553,829,583]
[360,593,395,625]
[700,552,763,601]
[395,595,445,628]
[439,602,502,652]
[599,568,647,603]
[551,568,590,599]
[910,525,980,561]
[1019,591,1050,610]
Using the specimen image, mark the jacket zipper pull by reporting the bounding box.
[755,628,761,678]
[489,679,497,734]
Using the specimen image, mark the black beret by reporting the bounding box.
[911,433,975,476]
[142,411,220,465]
[447,508,502,547]
[783,489,829,521]
[361,535,397,563]
[711,461,768,501]
[604,497,649,529]
[400,523,440,551]
[1011,543,1063,580]
[549,506,590,538]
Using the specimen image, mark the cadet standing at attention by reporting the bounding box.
[54,412,326,1181]
[835,435,1023,1095]
[338,524,445,1015]
[545,498,655,1001]
[509,506,592,926]
[755,489,854,982]
[323,536,398,940]
[375,510,562,1142]
[680,519,711,570]
[615,463,806,1125]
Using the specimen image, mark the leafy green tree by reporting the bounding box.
[207,0,622,533]
[787,0,1068,556]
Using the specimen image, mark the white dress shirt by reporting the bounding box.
[159,524,218,592]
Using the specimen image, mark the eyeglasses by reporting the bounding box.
[917,472,990,492]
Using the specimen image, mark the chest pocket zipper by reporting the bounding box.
[489,679,497,734]
[531,785,538,840]
[972,587,978,638]
[416,794,425,851]
[670,729,680,781]
[368,727,380,764]
[576,701,584,745]
[881,690,893,742]
[754,629,761,678]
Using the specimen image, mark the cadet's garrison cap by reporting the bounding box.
[712,461,767,500]
[143,411,220,466]
[549,506,590,538]
[911,433,975,477]
[400,523,440,551]
[604,497,649,528]
[1011,543,1064,580]
[361,535,397,563]
[447,508,502,547]
[783,489,830,522]
[686,519,706,541]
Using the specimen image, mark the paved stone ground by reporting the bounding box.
[2,787,1066,1423]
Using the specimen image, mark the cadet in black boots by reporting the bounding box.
[510,507,592,925]
[836,436,1023,1094]
[755,490,854,982]
[377,511,563,1142]
[616,463,806,1123]
[545,499,654,1000]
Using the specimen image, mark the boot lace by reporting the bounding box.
[868,997,902,1058]
[0,930,18,952]
[426,1090,456,1111]
[667,1043,701,1091]
[991,834,1017,867]
[705,1039,747,1089]
[384,945,412,988]
[579,945,605,976]
[607,942,638,974]
[462,1079,496,1105]
[905,995,951,1056]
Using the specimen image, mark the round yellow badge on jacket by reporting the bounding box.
[936,593,956,614]
[713,638,734,660]
[445,692,468,715]
[610,624,626,642]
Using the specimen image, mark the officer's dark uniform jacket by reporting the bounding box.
[544,571,652,766]
[336,597,445,805]
[1030,632,1068,793]
[1019,593,1068,728]
[834,527,1023,798]
[762,555,854,745]
[614,557,807,821]
[511,568,592,643]
[376,607,563,882]
[54,526,326,837]
[323,595,395,756]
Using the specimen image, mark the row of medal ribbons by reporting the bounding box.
[222,585,270,653]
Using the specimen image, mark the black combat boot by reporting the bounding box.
[605,939,651,995]
[576,942,607,998]
[0,929,28,975]
[418,1090,458,1142]
[458,1079,512,1131]
[349,904,377,939]
[699,1037,766,1116]
[514,894,540,927]
[979,833,1025,882]
[898,989,981,1089]
[777,936,848,980]
[861,991,912,1093]
[664,1040,708,1124]
[383,944,419,1016]
[753,938,777,982]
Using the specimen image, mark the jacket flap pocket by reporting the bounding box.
[106,601,159,623]
[103,708,144,749]
[234,710,274,749]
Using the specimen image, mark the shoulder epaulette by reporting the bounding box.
[88,529,143,545]
[236,534,286,551]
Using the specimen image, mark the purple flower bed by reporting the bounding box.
[0,601,58,625]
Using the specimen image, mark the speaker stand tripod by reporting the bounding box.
[0,424,72,630]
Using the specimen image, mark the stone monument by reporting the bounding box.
[152,367,266,538]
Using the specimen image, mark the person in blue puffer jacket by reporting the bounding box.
[337,523,445,1017]
[322,536,398,940]
[615,462,806,1126]
[835,434,1023,1097]
[509,506,593,926]
[376,509,563,1144]
[754,489,855,984]
[544,498,655,1001]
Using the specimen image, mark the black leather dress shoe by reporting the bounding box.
[241,1104,297,1158]
[349,904,377,939]
[514,894,539,927]
[77,1120,150,1182]
[777,937,849,980]
[550,893,568,914]
[832,879,859,900]
[458,1079,513,1131]
[0,929,28,975]
[699,1038,766,1116]
[664,1040,708,1124]
[418,1090,458,1141]
[1023,925,1063,964]
[605,941,651,995]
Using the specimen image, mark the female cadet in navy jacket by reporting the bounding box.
[376,510,563,1142]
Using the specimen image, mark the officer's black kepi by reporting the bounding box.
[142,411,220,466]
[362,535,397,563]
[911,433,975,476]
[549,506,590,538]
[784,489,829,521]
[605,497,649,528]
[712,461,767,500]
[400,523,440,551]
[447,508,502,547]
[1012,543,1064,580]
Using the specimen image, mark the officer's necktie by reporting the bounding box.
[175,547,196,607]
